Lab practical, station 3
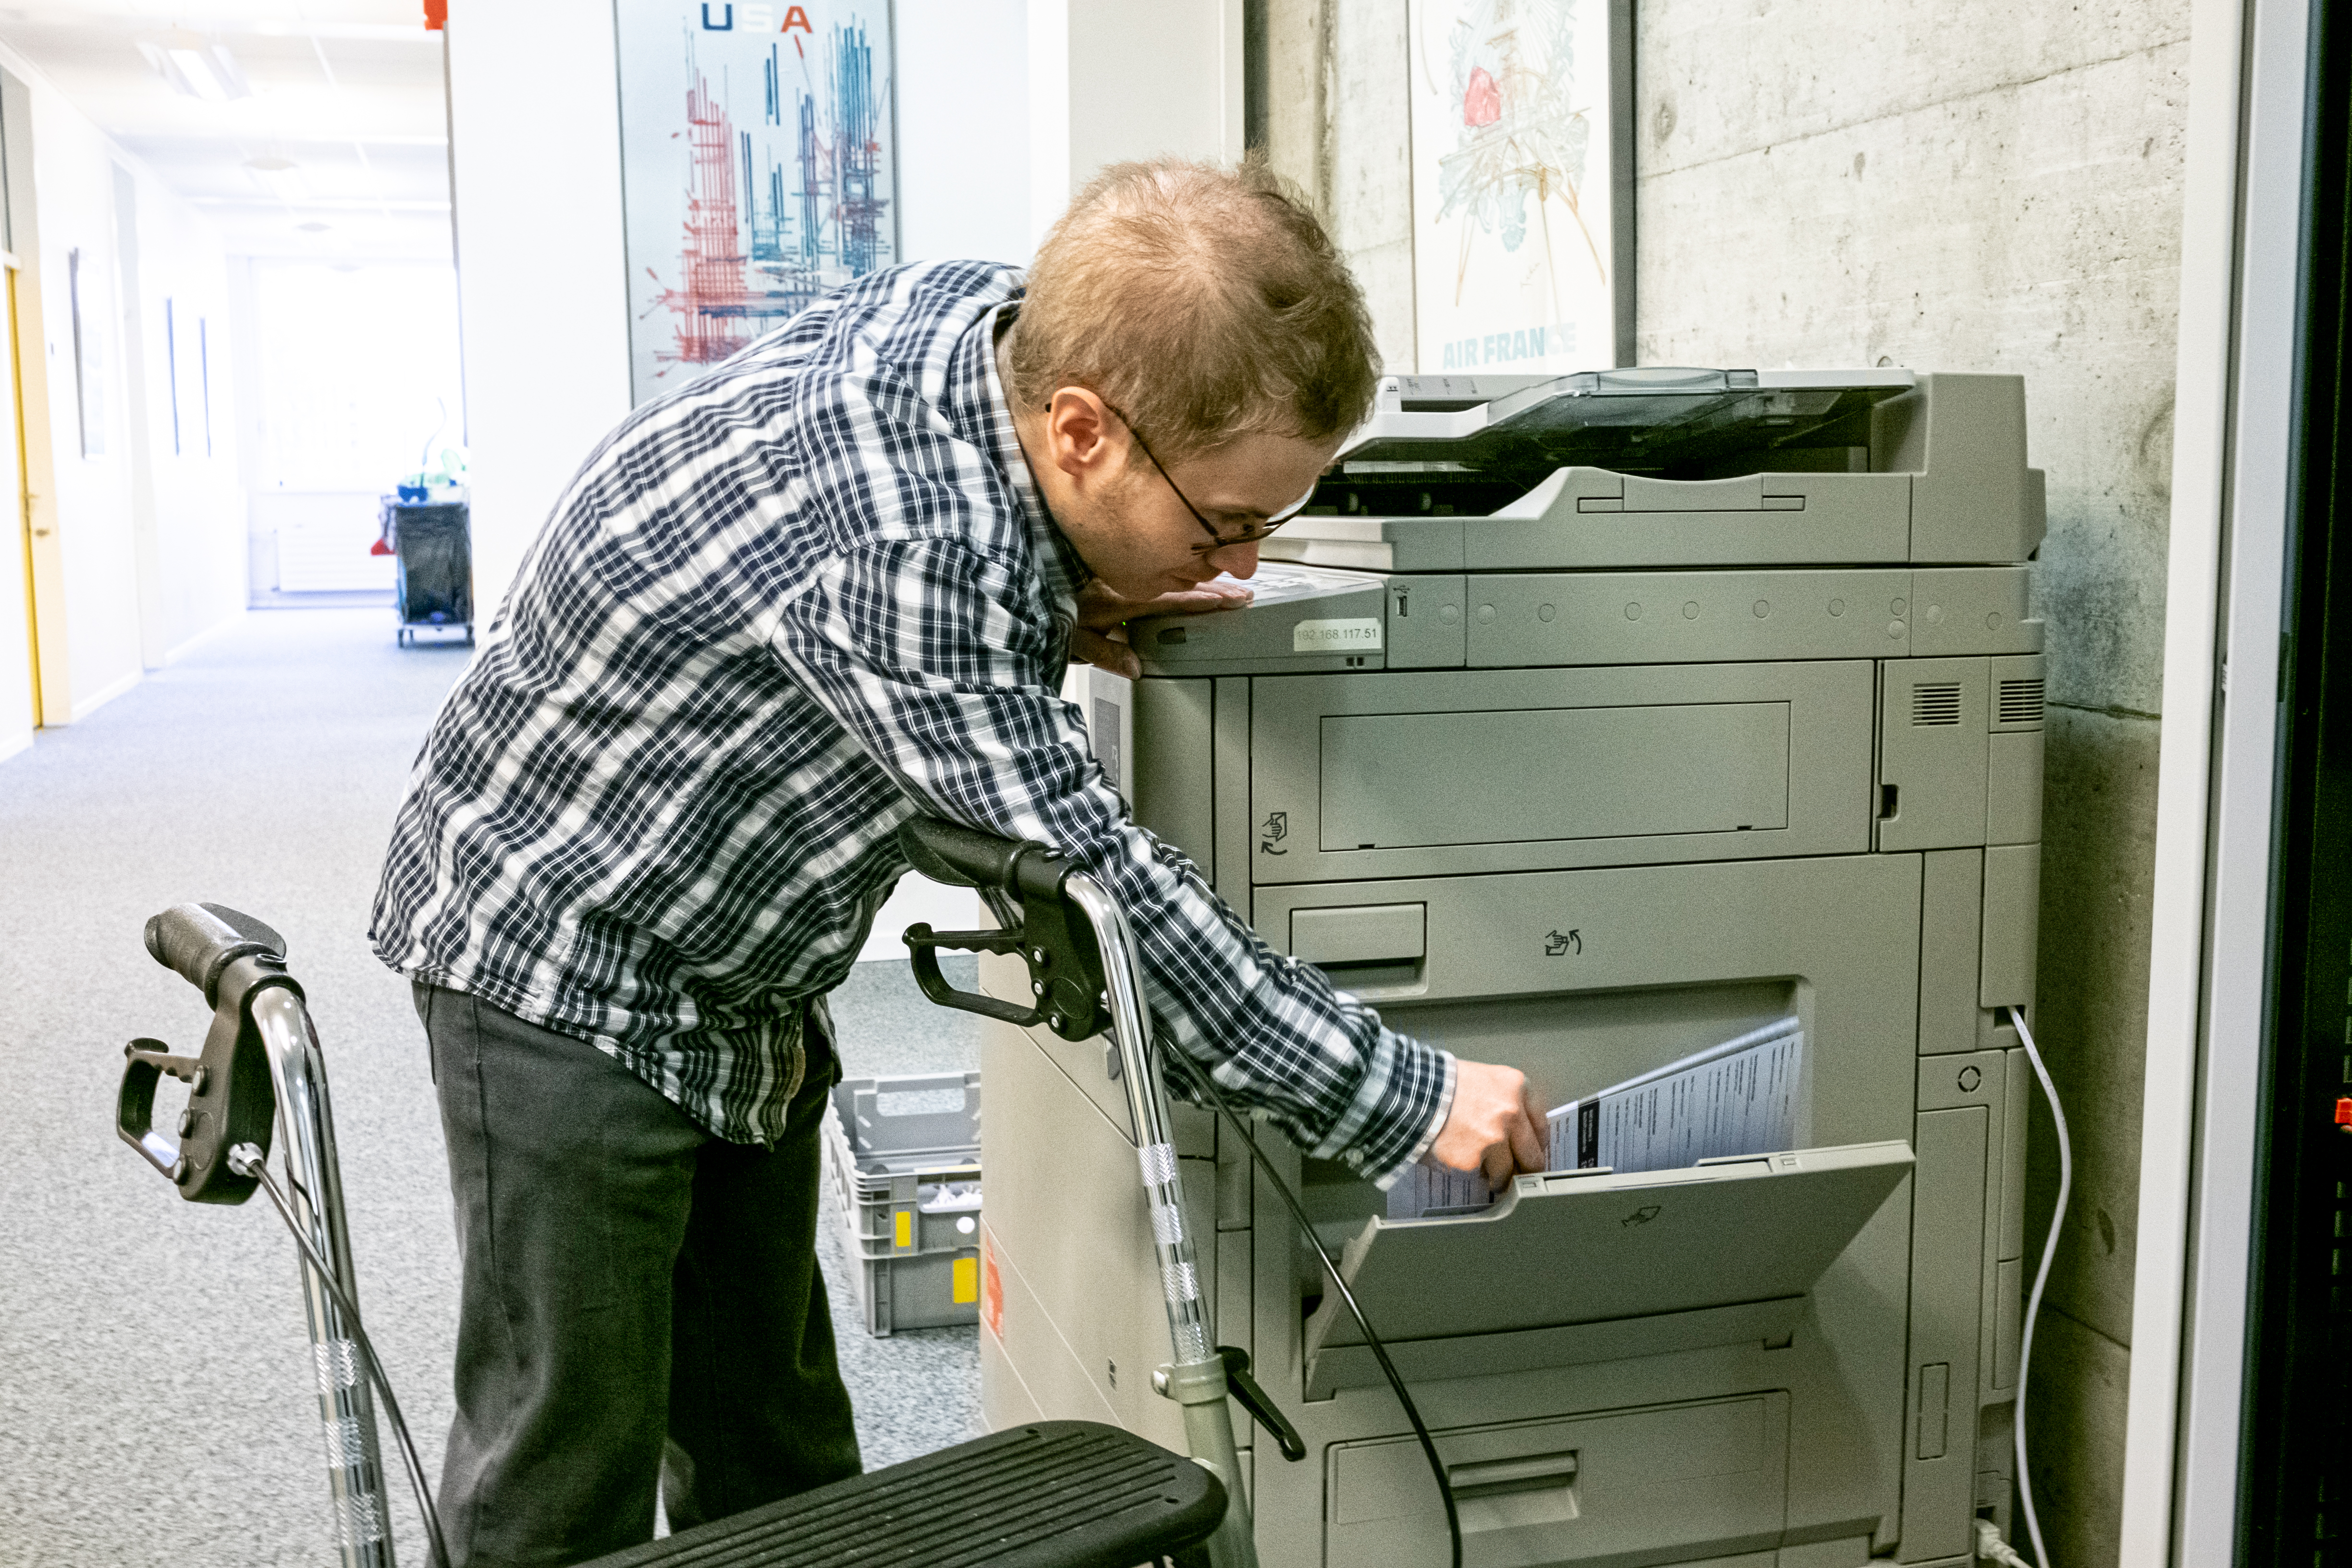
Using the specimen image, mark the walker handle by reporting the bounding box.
[895,817,1111,1044]
[144,902,287,1007]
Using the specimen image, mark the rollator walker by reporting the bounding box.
[112,815,1385,1568]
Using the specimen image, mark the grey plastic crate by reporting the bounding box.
[821,1072,982,1336]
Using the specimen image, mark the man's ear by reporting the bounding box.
[1043,387,1124,481]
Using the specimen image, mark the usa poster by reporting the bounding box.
[1407,0,1632,377]
[614,1,899,405]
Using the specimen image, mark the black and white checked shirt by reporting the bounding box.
[370,261,1452,1182]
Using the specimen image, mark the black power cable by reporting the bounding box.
[1167,1053,1464,1568]
[230,1144,452,1568]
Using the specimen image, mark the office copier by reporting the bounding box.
[975,368,2046,1568]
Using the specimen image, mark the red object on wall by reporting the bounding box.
[424,0,446,31]
[1463,65,1501,128]
[980,1228,1004,1340]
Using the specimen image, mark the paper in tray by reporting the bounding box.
[1548,1016,1804,1175]
[1387,1017,1805,1222]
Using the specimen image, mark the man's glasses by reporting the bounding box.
[1102,402,1320,556]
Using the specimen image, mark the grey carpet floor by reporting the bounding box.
[0,608,980,1568]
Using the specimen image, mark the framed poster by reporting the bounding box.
[614,1,899,405]
[1407,0,1634,376]
[67,247,109,457]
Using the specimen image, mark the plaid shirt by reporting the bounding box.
[370,260,1452,1181]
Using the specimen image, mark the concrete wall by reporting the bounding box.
[1257,4,2187,1561]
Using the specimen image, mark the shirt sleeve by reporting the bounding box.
[772,532,1454,1184]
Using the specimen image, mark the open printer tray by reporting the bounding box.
[1305,1140,1912,1396]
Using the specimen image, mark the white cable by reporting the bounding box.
[1977,1518,2033,1566]
[2007,1004,2070,1568]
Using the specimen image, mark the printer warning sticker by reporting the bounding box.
[1293,617,1384,653]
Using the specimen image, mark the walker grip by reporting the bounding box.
[144,902,287,1007]
[898,816,1074,902]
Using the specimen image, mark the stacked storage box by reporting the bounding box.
[821,1072,983,1336]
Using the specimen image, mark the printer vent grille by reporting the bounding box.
[1910,683,1963,727]
[1997,677,2046,727]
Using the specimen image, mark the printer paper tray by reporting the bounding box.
[1305,1296,1805,1398]
[1304,1139,1912,1388]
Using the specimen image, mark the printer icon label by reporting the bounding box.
[1260,811,1289,856]
[1545,928,1583,956]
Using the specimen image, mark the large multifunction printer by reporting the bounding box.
[973,368,2046,1568]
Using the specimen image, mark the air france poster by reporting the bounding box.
[1408,0,1624,377]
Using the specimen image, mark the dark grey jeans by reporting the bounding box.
[414,983,861,1568]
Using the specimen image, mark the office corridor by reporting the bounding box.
[0,610,980,1567]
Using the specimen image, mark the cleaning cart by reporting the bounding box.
[379,496,472,648]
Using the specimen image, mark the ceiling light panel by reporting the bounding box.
[141,37,253,102]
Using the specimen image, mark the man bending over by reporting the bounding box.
[371,158,1546,1568]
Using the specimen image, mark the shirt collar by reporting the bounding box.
[977,300,1091,611]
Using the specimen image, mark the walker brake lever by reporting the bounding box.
[904,925,1044,1028]
[1219,1346,1307,1462]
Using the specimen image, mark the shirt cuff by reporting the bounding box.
[1317,1028,1457,1190]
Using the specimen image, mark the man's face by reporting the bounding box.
[1019,388,1338,601]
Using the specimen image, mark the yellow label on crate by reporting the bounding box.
[894,1211,913,1249]
[952,1256,978,1304]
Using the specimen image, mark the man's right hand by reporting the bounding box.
[1426,1059,1548,1192]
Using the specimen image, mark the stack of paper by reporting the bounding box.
[1546,1016,1804,1174]
[1384,1161,1497,1221]
[1386,1016,1806,1221]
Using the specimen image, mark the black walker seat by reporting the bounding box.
[582,1421,1226,1568]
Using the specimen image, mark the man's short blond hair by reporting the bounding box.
[1007,158,1381,466]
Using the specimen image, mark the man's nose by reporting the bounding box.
[1203,540,1261,579]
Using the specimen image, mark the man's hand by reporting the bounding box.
[1425,1060,1548,1193]
[1071,578,1252,678]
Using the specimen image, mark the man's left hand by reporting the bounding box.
[1071,579,1252,679]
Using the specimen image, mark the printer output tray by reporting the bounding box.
[1305,1140,1912,1387]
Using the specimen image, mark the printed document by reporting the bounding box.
[1386,1016,1805,1221]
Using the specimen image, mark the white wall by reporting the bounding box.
[230,257,461,597]
[448,2,1050,624]
[442,12,634,624]
[0,44,245,750]
[28,82,142,720]
[895,0,1032,266]
[1027,0,1243,243]
[120,164,244,658]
